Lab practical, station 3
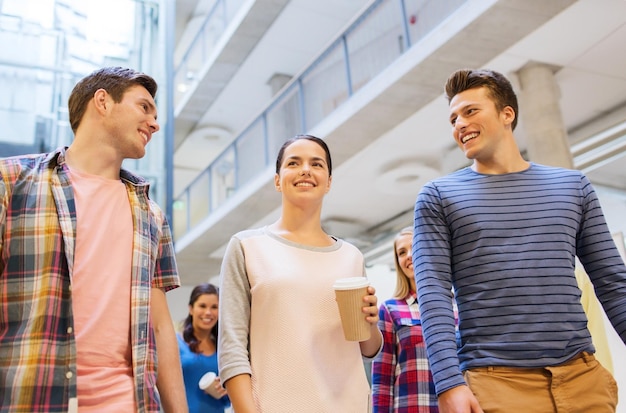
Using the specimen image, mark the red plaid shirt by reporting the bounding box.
[0,149,180,412]
[372,293,439,412]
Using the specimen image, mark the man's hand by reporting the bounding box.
[438,385,484,413]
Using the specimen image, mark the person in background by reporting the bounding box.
[413,68,626,413]
[372,226,438,412]
[178,283,230,413]
[218,134,383,412]
[0,67,186,412]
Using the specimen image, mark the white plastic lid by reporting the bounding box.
[198,371,217,389]
[332,277,370,290]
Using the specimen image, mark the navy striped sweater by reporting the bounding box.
[413,163,626,395]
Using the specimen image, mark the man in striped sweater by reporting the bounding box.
[413,68,626,413]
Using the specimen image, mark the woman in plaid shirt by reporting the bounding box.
[372,226,438,412]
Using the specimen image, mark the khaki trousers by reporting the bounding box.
[463,352,618,413]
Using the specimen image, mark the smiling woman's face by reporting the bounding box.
[395,233,414,280]
[274,138,332,204]
[189,293,219,333]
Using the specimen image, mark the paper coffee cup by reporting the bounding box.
[198,372,222,399]
[333,277,371,341]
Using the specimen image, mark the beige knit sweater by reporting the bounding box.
[218,227,373,412]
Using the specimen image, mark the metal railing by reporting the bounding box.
[173,0,246,109]
[172,0,467,240]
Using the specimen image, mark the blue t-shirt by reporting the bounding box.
[177,334,230,413]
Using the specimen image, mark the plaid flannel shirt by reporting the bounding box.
[372,293,439,412]
[0,148,180,412]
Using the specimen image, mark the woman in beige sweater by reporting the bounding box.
[218,134,383,412]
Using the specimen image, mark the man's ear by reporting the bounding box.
[93,88,109,114]
[502,105,515,127]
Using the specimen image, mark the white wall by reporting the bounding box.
[366,262,397,304]
[167,284,193,332]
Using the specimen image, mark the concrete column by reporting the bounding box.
[516,62,573,168]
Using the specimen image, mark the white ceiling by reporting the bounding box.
[173,0,626,285]
[173,0,372,195]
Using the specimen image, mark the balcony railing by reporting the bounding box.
[173,0,467,241]
[173,0,246,109]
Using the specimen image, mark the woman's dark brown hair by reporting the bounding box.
[183,283,219,354]
[275,134,332,176]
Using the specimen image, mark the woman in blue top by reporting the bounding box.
[178,283,230,413]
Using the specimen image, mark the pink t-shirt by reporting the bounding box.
[69,168,135,411]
